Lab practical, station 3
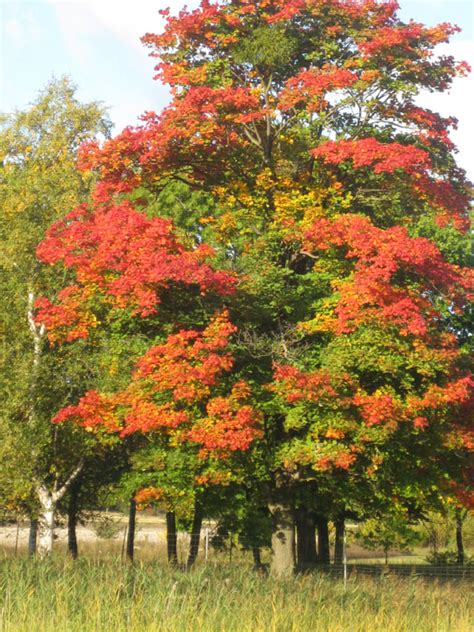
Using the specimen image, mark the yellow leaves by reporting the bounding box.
[199,215,215,225]
[255,168,276,191]
[217,211,237,241]
[298,295,338,334]
[299,312,338,334]
[108,357,118,376]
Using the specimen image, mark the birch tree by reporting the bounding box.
[0,77,111,555]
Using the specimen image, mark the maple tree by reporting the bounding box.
[36,1,473,575]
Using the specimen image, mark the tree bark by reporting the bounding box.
[268,491,295,578]
[186,504,203,570]
[126,498,136,562]
[334,514,345,565]
[166,511,178,566]
[37,486,55,557]
[455,508,465,565]
[35,460,84,557]
[252,546,264,570]
[28,519,38,556]
[316,515,330,565]
[295,507,318,571]
[67,478,81,559]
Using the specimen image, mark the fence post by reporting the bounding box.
[343,532,347,590]
[205,527,209,561]
[14,521,20,556]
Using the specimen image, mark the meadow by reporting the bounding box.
[0,554,472,632]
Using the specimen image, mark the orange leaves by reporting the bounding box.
[53,390,120,433]
[312,139,470,231]
[312,138,432,174]
[77,85,261,191]
[134,487,164,506]
[357,23,425,56]
[188,381,263,457]
[127,315,261,455]
[279,67,358,113]
[36,201,236,340]
[357,21,460,57]
[353,392,400,428]
[272,364,340,403]
[134,312,237,404]
[303,214,472,337]
[121,401,189,436]
[272,357,473,475]
[34,285,98,343]
[53,313,261,458]
[407,376,474,415]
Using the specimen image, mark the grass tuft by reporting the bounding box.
[0,556,472,631]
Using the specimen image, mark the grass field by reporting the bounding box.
[0,556,472,632]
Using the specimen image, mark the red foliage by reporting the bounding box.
[312,138,432,174]
[134,311,237,404]
[54,390,120,433]
[279,67,358,112]
[272,364,342,403]
[134,487,164,506]
[53,313,261,457]
[353,392,401,427]
[188,381,263,456]
[36,201,236,340]
[34,285,97,342]
[303,214,473,336]
[77,85,260,191]
[407,376,474,415]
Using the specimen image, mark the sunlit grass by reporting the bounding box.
[0,556,472,632]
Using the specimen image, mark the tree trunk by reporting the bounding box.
[334,514,345,565]
[268,492,295,578]
[166,511,178,566]
[126,498,136,562]
[37,487,55,557]
[316,516,330,565]
[295,507,318,571]
[67,479,81,559]
[28,519,38,556]
[186,504,203,570]
[252,546,264,570]
[455,508,465,565]
[35,461,84,557]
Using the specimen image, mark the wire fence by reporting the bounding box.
[1,520,473,581]
[322,562,474,581]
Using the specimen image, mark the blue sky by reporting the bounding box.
[1,0,473,175]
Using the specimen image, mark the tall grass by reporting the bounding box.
[0,556,472,632]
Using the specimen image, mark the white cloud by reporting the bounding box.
[47,1,160,63]
[4,11,43,49]
[45,0,196,55]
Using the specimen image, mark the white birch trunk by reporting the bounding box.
[35,459,84,557]
[27,287,45,429]
[27,287,85,557]
[37,485,55,557]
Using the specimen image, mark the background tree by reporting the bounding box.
[356,510,420,565]
[0,77,113,554]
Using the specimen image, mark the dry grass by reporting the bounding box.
[0,555,472,632]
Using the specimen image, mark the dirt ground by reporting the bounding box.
[0,514,166,550]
